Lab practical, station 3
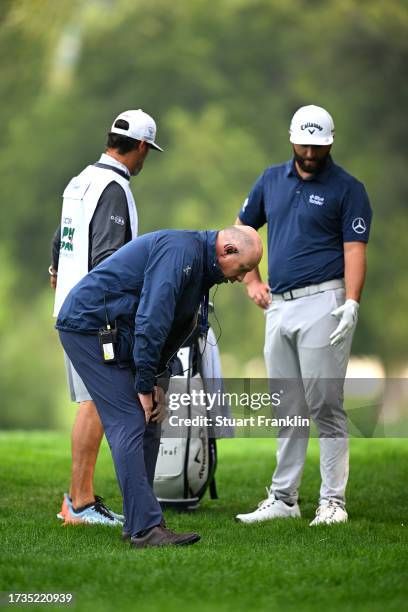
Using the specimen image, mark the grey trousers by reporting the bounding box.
[264,287,355,507]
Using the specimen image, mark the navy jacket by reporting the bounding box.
[56,230,224,393]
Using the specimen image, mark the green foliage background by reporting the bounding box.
[0,0,407,428]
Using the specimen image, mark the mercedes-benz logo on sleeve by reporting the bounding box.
[352,217,367,234]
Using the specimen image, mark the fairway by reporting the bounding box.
[0,433,407,612]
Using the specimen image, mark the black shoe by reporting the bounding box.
[130,525,200,548]
[122,518,165,541]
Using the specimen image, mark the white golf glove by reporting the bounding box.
[329,299,359,346]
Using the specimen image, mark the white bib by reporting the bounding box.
[53,164,138,316]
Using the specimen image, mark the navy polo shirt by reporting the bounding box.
[239,157,372,293]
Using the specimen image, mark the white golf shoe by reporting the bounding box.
[235,489,301,524]
[309,500,348,526]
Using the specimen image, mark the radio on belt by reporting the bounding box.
[98,294,118,363]
[98,322,118,363]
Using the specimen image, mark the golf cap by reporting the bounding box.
[110,109,163,151]
[289,105,335,145]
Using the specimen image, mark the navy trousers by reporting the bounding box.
[59,330,163,536]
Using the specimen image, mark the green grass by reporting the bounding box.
[0,433,407,612]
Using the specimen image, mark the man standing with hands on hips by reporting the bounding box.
[235,105,372,526]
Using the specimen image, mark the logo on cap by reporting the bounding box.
[301,122,323,135]
[352,218,367,234]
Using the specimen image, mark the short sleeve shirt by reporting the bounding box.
[238,157,372,293]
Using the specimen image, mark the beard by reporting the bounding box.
[130,165,142,177]
[293,150,330,175]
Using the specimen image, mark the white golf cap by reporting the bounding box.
[289,105,335,145]
[110,109,163,151]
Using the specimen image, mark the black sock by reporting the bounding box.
[275,496,295,507]
[72,500,95,514]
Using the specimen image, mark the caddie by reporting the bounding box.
[235,105,372,525]
[50,109,163,525]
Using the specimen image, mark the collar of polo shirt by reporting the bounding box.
[286,155,334,183]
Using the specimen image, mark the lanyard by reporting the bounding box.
[200,291,209,335]
[199,233,210,335]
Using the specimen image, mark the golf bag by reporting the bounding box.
[153,338,218,511]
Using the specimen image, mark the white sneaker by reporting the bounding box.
[235,489,301,524]
[309,500,348,526]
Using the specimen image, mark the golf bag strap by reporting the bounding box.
[209,477,218,500]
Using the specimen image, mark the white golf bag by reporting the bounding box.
[153,338,218,511]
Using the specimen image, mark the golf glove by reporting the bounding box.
[329,299,359,346]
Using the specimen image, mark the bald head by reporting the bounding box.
[216,225,263,282]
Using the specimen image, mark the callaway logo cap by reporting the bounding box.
[289,105,335,145]
[110,109,163,151]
